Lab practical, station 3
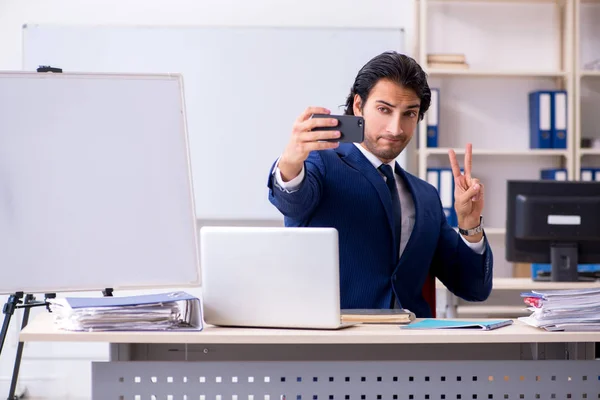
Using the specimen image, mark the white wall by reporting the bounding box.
[0,0,416,70]
[0,1,414,399]
[0,0,596,398]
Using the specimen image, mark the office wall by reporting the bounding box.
[0,0,416,70]
[0,0,588,398]
[0,1,414,398]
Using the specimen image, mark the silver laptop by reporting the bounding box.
[200,226,355,329]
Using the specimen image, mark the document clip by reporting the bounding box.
[36,66,63,73]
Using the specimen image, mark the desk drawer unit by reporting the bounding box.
[92,360,600,400]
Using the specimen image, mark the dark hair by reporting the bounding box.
[344,52,431,121]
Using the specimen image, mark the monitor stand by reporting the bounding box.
[550,243,580,282]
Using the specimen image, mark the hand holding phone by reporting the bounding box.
[310,114,365,143]
[279,107,358,182]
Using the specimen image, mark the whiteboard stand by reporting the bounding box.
[0,69,200,400]
[1,286,116,400]
[1,292,49,400]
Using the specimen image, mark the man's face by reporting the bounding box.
[353,79,421,163]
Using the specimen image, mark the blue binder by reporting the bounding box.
[427,167,457,227]
[426,168,440,192]
[551,90,567,149]
[540,168,567,181]
[427,88,439,147]
[580,168,595,181]
[528,91,553,149]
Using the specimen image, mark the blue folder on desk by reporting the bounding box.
[401,319,513,331]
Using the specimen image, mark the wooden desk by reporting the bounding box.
[20,314,600,400]
[19,313,600,345]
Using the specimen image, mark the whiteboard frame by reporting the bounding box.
[21,24,407,221]
[0,71,201,295]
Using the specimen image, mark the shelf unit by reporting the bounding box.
[427,69,568,78]
[580,70,600,77]
[416,0,575,179]
[580,148,600,155]
[419,148,569,156]
[414,0,576,276]
[573,0,600,177]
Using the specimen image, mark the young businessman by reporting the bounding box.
[267,51,492,317]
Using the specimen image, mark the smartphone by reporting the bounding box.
[311,114,365,143]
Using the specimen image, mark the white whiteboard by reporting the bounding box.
[0,72,200,294]
[22,25,405,220]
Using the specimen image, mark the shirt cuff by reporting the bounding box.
[272,157,305,193]
[460,233,486,255]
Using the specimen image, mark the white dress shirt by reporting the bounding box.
[273,144,485,257]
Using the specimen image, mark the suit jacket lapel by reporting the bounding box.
[335,144,395,240]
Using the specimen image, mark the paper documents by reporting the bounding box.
[48,291,203,332]
[519,287,600,331]
[341,309,415,324]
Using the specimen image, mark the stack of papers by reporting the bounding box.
[519,288,600,331]
[48,291,203,332]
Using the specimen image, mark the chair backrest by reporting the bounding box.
[421,272,437,317]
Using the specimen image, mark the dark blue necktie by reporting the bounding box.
[379,164,402,262]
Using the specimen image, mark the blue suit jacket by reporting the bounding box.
[267,143,493,317]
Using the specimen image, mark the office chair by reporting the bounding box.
[422,272,437,318]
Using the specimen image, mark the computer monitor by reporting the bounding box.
[506,180,600,282]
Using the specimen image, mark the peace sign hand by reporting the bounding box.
[448,143,484,241]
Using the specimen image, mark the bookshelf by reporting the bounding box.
[414,0,575,276]
[580,70,600,77]
[574,0,600,177]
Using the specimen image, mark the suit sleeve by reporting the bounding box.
[430,192,493,302]
[267,151,326,221]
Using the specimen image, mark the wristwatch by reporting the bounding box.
[458,216,484,236]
